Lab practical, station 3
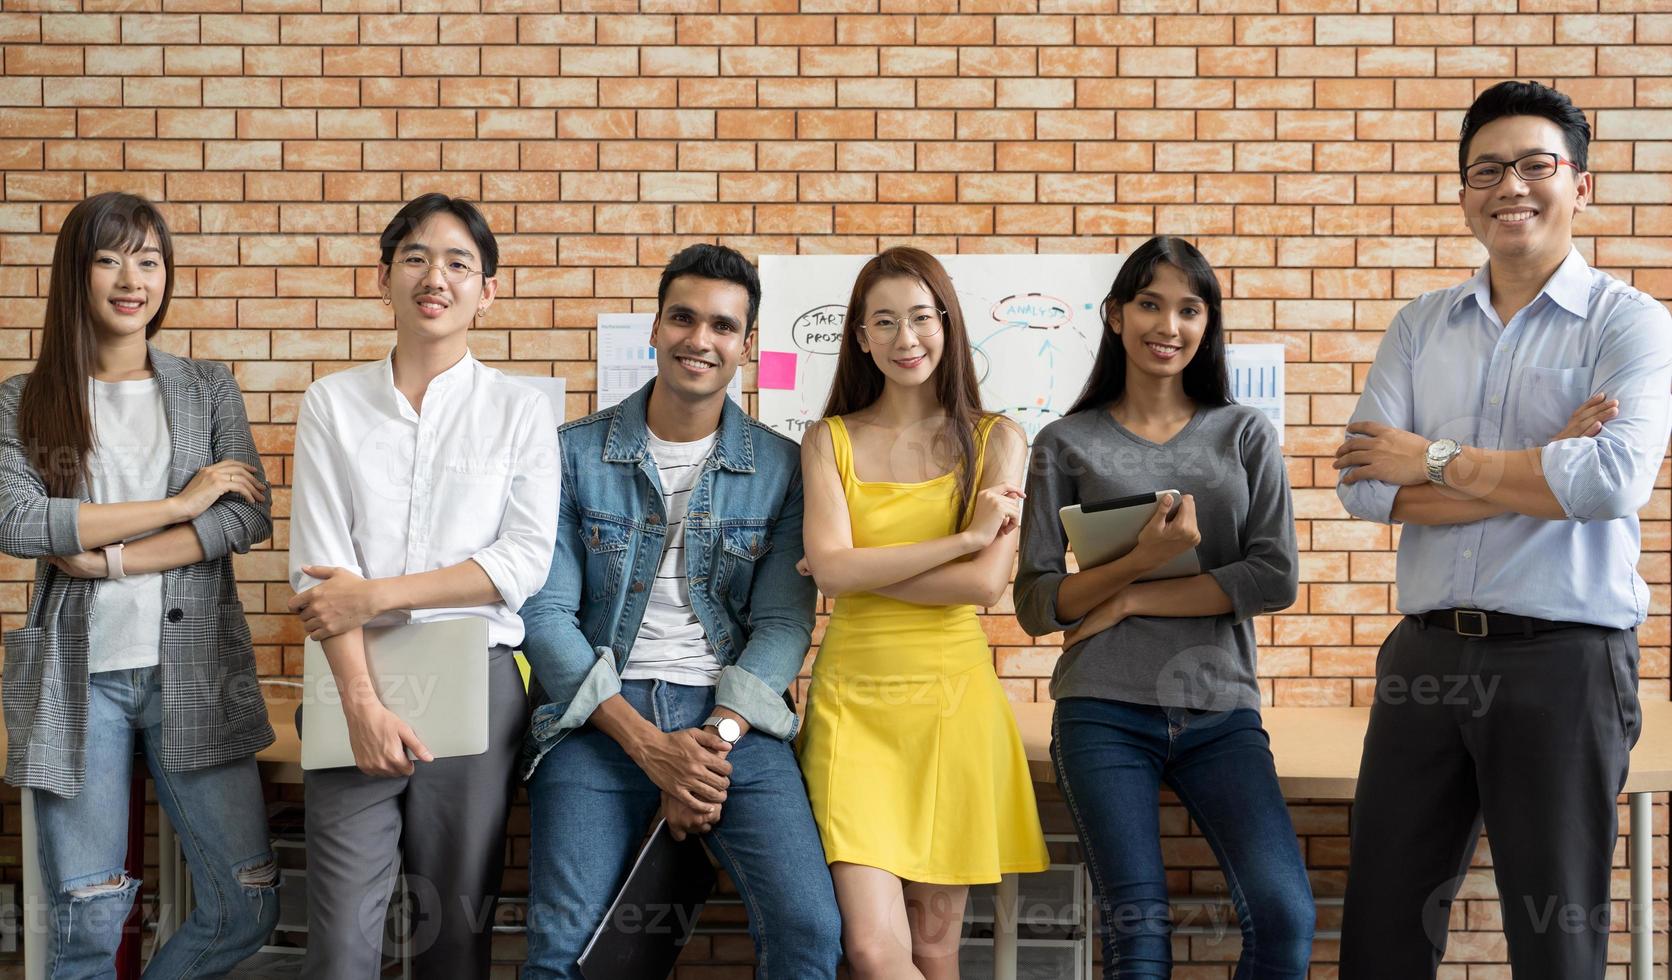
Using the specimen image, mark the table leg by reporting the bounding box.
[994,873,1018,980]
[22,788,43,980]
[1631,792,1652,979]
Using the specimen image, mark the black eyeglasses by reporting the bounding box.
[1463,151,1582,190]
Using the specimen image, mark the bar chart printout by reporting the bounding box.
[1226,344,1285,444]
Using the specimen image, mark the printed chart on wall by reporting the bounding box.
[1225,344,1286,445]
[757,254,1121,443]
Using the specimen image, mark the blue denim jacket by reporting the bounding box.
[519,380,817,779]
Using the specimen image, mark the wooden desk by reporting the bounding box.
[1008,699,1672,979]
[257,697,303,785]
[1016,700,1672,795]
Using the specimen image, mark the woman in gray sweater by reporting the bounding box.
[1015,236,1313,978]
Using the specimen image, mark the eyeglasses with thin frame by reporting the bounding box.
[395,254,484,284]
[862,307,946,344]
[1463,151,1583,190]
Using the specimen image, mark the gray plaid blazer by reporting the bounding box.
[0,346,275,798]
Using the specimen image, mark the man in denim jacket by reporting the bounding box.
[519,244,841,978]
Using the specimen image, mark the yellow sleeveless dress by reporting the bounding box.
[797,415,1050,885]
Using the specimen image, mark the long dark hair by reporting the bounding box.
[1067,236,1232,416]
[19,192,174,497]
[821,247,993,522]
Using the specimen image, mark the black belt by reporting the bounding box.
[1416,608,1591,638]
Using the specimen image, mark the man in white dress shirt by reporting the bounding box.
[287,194,559,978]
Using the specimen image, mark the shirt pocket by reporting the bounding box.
[579,511,633,602]
[1519,365,1591,444]
[715,521,774,602]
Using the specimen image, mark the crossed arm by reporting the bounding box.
[1334,405,1617,526]
[1334,302,1671,527]
[1,365,273,577]
[798,416,1028,608]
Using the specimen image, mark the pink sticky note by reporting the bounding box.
[759,350,797,390]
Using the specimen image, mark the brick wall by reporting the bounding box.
[2,0,1670,974]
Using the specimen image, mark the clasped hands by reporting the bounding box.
[635,726,735,841]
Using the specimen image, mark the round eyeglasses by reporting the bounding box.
[1463,151,1582,190]
[395,255,483,284]
[862,308,946,344]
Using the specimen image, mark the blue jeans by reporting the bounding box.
[524,679,842,979]
[1051,698,1314,979]
[33,667,278,980]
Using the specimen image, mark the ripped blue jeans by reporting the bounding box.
[33,666,278,979]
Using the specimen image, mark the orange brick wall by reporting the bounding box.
[2,1,1670,974]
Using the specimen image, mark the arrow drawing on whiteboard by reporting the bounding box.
[972,293,1094,438]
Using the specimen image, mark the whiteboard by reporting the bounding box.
[757,254,1122,443]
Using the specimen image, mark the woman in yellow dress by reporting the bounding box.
[798,246,1050,979]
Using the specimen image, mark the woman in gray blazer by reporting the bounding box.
[0,192,278,978]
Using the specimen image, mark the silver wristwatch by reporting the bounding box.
[1425,438,1463,485]
[704,715,742,746]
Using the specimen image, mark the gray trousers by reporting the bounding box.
[301,645,526,979]
[1340,617,1641,980]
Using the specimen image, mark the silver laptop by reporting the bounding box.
[301,617,491,771]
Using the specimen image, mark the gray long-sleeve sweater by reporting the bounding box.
[1014,402,1298,712]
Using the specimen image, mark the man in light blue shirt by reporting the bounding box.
[1333,80,1672,979]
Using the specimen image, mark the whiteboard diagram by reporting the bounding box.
[757,254,1123,443]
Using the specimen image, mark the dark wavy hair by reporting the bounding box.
[1067,236,1232,417]
[657,243,762,336]
[378,193,499,277]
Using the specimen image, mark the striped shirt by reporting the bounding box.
[621,429,722,685]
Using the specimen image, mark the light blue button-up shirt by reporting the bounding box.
[1338,248,1672,628]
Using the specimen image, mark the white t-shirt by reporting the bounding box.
[86,378,170,673]
[620,429,722,686]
